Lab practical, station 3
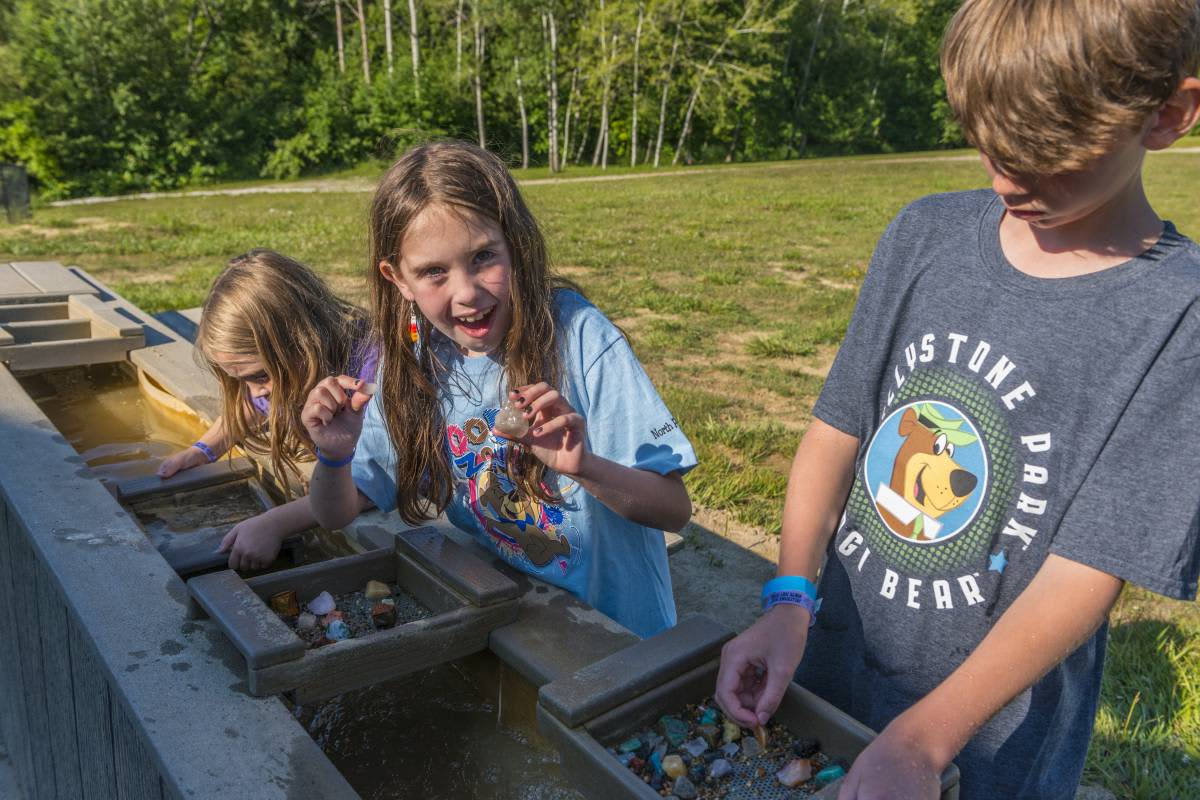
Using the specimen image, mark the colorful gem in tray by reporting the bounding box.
[607,698,847,798]
[268,582,432,648]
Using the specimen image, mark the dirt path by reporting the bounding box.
[48,148,1198,208]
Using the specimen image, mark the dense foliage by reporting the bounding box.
[0,0,965,199]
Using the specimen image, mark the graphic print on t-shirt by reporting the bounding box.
[446,408,577,572]
[837,332,1057,612]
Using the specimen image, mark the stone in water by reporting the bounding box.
[682,738,708,758]
[816,764,845,785]
[671,775,698,800]
[296,612,317,631]
[371,602,397,629]
[662,754,685,778]
[776,758,812,788]
[709,759,732,780]
[659,716,689,747]
[307,591,335,616]
[722,720,741,744]
[269,590,300,617]
[364,580,390,600]
[741,737,761,758]
[753,724,769,749]
[720,742,739,759]
[326,619,352,641]
[492,400,529,440]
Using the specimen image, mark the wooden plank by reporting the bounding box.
[0,328,11,347]
[67,624,118,800]
[395,526,520,606]
[36,570,83,799]
[115,457,256,502]
[186,570,306,669]
[111,701,164,800]
[0,264,40,300]
[2,318,92,343]
[10,262,98,297]
[0,302,69,323]
[0,501,37,799]
[69,294,143,338]
[0,336,142,371]
[11,533,57,799]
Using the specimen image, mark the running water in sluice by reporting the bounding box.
[18,362,363,568]
[293,652,585,800]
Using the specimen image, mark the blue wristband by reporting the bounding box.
[315,448,355,468]
[762,576,821,626]
[191,441,218,463]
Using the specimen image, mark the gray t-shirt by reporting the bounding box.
[799,189,1200,799]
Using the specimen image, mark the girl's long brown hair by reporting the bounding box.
[368,142,569,524]
[196,249,368,492]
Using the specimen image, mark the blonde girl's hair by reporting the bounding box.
[941,0,1200,176]
[196,249,368,492]
[368,141,570,525]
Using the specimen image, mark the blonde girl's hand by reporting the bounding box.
[157,446,210,479]
[503,384,589,477]
[300,376,373,461]
[217,512,282,572]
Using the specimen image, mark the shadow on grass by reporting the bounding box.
[1084,618,1199,799]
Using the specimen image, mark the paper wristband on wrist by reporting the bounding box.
[315,448,355,468]
[762,576,821,625]
[191,441,218,463]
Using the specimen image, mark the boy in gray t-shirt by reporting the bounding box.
[717,2,1200,798]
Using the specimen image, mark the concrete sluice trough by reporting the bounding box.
[187,527,521,702]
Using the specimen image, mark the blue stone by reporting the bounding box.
[325,619,351,641]
[617,737,641,754]
[816,765,846,785]
[700,708,719,726]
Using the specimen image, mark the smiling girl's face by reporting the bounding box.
[381,203,513,358]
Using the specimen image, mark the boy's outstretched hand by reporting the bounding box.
[835,716,941,800]
[502,384,588,476]
[715,604,811,727]
[301,376,373,460]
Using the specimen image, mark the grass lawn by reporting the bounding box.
[3,150,1199,797]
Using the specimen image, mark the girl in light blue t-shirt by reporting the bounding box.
[300,142,696,638]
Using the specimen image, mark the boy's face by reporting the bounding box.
[980,134,1146,231]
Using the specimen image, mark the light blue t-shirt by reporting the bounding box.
[352,291,697,638]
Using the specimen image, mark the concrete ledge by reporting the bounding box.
[0,364,356,799]
[538,614,733,728]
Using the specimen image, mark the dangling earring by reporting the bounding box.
[409,309,420,344]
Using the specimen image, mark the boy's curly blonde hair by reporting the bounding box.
[942,0,1200,176]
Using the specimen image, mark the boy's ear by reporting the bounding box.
[378,259,416,302]
[1144,76,1200,151]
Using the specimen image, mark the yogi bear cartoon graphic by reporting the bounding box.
[875,403,980,540]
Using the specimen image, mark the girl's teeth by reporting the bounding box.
[458,311,487,323]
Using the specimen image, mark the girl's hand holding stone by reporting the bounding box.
[301,375,373,461]
[503,384,589,477]
[157,446,209,479]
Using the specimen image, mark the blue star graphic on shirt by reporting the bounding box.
[988,550,1008,574]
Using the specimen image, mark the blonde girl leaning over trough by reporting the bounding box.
[301,141,695,638]
[158,249,378,571]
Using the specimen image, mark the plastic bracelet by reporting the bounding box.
[315,448,355,468]
[762,576,821,626]
[191,441,218,463]
[762,591,821,626]
[762,575,820,602]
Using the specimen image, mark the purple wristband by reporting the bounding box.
[762,590,821,626]
[315,448,355,468]
[191,441,218,463]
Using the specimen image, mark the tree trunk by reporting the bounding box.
[515,57,529,168]
[335,1,346,73]
[473,3,485,147]
[561,66,578,169]
[672,5,750,165]
[408,0,421,99]
[787,0,828,158]
[654,5,683,167]
[542,11,560,172]
[725,114,742,162]
[455,0,464,84]
[384,0,394,75]
[630,3,643,167]
[591,0,609,168]
[355,0,371,84]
